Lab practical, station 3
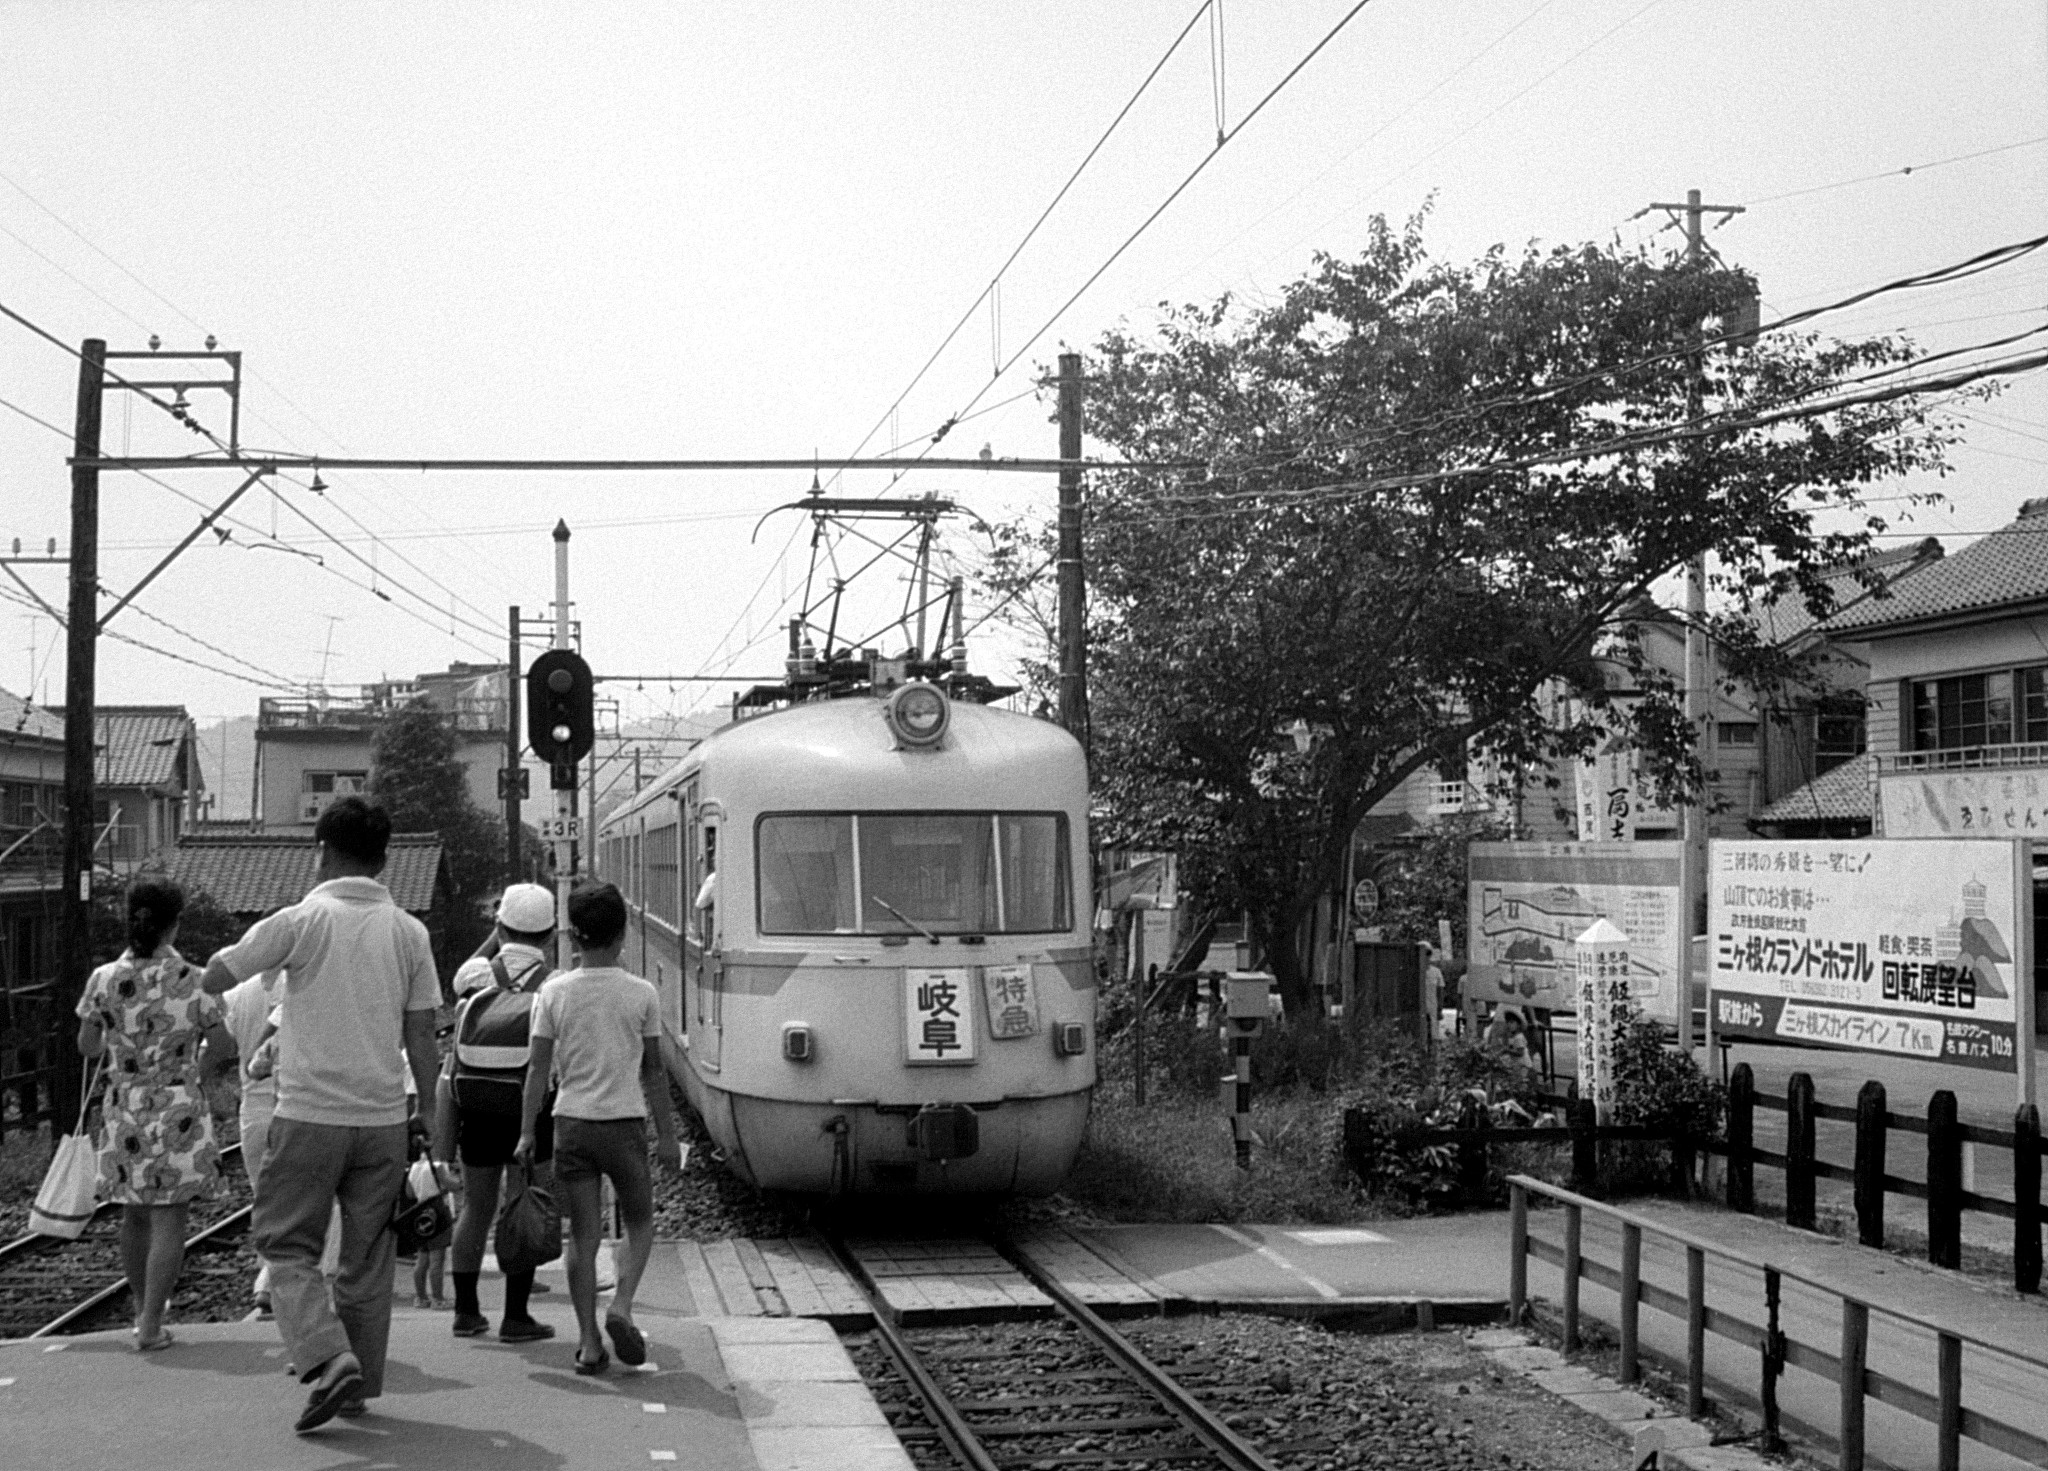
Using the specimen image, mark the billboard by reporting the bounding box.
[1467,842,1685,1019]
[1877,769,2048,838]
[1708,838,2031,1072]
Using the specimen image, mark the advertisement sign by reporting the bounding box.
[1708,838,2030,1073]
[1575,920,1633,1122]
[904,967,978,1064]
[1877,769,2048,838]
[1576,751,1638,842]
[1467,842,1684,1019]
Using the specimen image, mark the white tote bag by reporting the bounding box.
[30,1056,103,1240]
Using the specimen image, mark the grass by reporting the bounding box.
[1051,1088,1381,1226]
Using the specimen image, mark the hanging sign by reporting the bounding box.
[904,967,978,1064]
[1708,838,2030,1073]
[981,964,1040,1040]
[1576,749,1638,842]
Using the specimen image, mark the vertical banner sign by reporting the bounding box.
[1574,919,1633,1123]
[1708,838,2027,1074]
[1576,750,1638,842]
[905,967,978,1063]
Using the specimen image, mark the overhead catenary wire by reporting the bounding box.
[1741,134,2048,208]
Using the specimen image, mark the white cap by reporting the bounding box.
[497,883,558,934]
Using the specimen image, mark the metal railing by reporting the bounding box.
[1508,1175,2048,1471]
[1881,741,2048,773]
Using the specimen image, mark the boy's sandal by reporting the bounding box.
[573,1346,610,1376]
[136,1329,175,1352]
[296,1360,366,1434]
[604,1314,646,1366]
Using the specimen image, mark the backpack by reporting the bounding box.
[451,955,552,1116]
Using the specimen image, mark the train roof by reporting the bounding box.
[601,694,1084,828]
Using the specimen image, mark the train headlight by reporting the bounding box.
[782,1023,814,1062]
[884,682,950,748]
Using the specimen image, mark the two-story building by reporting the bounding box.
[88,706,205,873]
[1816,498,2048,1034]
[253,663,508,832]
[0,688,64,998]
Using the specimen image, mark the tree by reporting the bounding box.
[986,216,1965,1013]
[369,700,504,964]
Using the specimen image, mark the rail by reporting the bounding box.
[1507,1174,2048,1471]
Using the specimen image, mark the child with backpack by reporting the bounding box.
[433,883,561,1342]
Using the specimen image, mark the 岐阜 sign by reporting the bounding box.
[1708,838,2033,1076]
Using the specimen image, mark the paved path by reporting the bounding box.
[1519,1195,2048,1471]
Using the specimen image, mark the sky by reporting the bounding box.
[3,1,2045,805]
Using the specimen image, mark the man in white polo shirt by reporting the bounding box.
[204,797,440,1434]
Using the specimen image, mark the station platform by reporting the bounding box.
[0,1216,1517,1470]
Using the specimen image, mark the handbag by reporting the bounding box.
[30,1056,103,1240]
[391,1152,455,1255]
[494,1160,562,1274]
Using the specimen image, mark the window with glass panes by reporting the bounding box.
[1910,665,2048,749]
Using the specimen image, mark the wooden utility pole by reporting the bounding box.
[1648,188,1744,1057]
[505,604,522,882]
[56,339,106,1130]
[1055,352,1088,744]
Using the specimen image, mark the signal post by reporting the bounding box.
[528,521,594,964]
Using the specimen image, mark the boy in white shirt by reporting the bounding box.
[517,882,680,1375]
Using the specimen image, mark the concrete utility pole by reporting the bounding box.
[505,604,522,882]
[56,339,106,1130]
[552,522,573,962]
[1055,352,1088,745]
[1648,188,1745,1057]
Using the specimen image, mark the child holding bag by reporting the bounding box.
[515,882,680,1375]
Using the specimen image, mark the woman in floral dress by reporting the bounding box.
[75,878,233,1350]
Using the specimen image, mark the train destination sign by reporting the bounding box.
[904,967,979,1064]
[1707,838,2034,1076]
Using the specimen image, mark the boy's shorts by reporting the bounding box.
[552,1116,653,1231]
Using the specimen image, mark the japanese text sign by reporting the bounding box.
[1574,919,1633,1122]
[904,967,978,1064]
[981,964,1040,1040]
[1707,838,2028,1073]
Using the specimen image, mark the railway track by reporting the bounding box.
[0,1141,253,1341]
[829,1229,1315,1471]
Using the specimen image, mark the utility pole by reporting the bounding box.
[552,522,573,964]
[1055,351,1088,745]
[1648,188,1744,1057]
[56,340,106,1132]
[505,604,522,882]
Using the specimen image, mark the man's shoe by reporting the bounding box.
[451,1311,490,1338]
[498,1317,556,1343]
[295,1355,365,1434]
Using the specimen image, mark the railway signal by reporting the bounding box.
[527,647,594,784]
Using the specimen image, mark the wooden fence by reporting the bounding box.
[1508,1176,2048,1471]
[1722,1064,2043,1295]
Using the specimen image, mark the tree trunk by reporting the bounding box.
[1252,902,1315,1018]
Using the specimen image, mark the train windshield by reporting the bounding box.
[756,812,1072,935]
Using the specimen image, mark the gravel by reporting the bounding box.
[849,1314,1625,1471]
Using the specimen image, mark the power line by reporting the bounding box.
[1743,134,2048,207]
[835,0,1217,477]
[0,298,230,451]
[0,581,295,690]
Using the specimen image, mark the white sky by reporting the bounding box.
[3,2,2044,770]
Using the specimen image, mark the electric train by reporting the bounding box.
[596,668,1095,1195]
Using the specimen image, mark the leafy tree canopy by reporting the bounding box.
[369,700,504,956]
[985,216,1963,1010]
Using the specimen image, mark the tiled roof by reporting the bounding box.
[166,833,446,916]
[1754,538,1944,647]
[0,687,64,745]
[91,706,195,789]
[1826,502,2048,635]
[1756,752,1872,824]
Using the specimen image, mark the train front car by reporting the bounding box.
[608,682,1095,1196]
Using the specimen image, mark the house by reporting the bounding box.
[1815,497,2048,1033]
[0,688,64,996]
[166,831,456,979]
[253,663,508,832]
[86,706,205,873]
